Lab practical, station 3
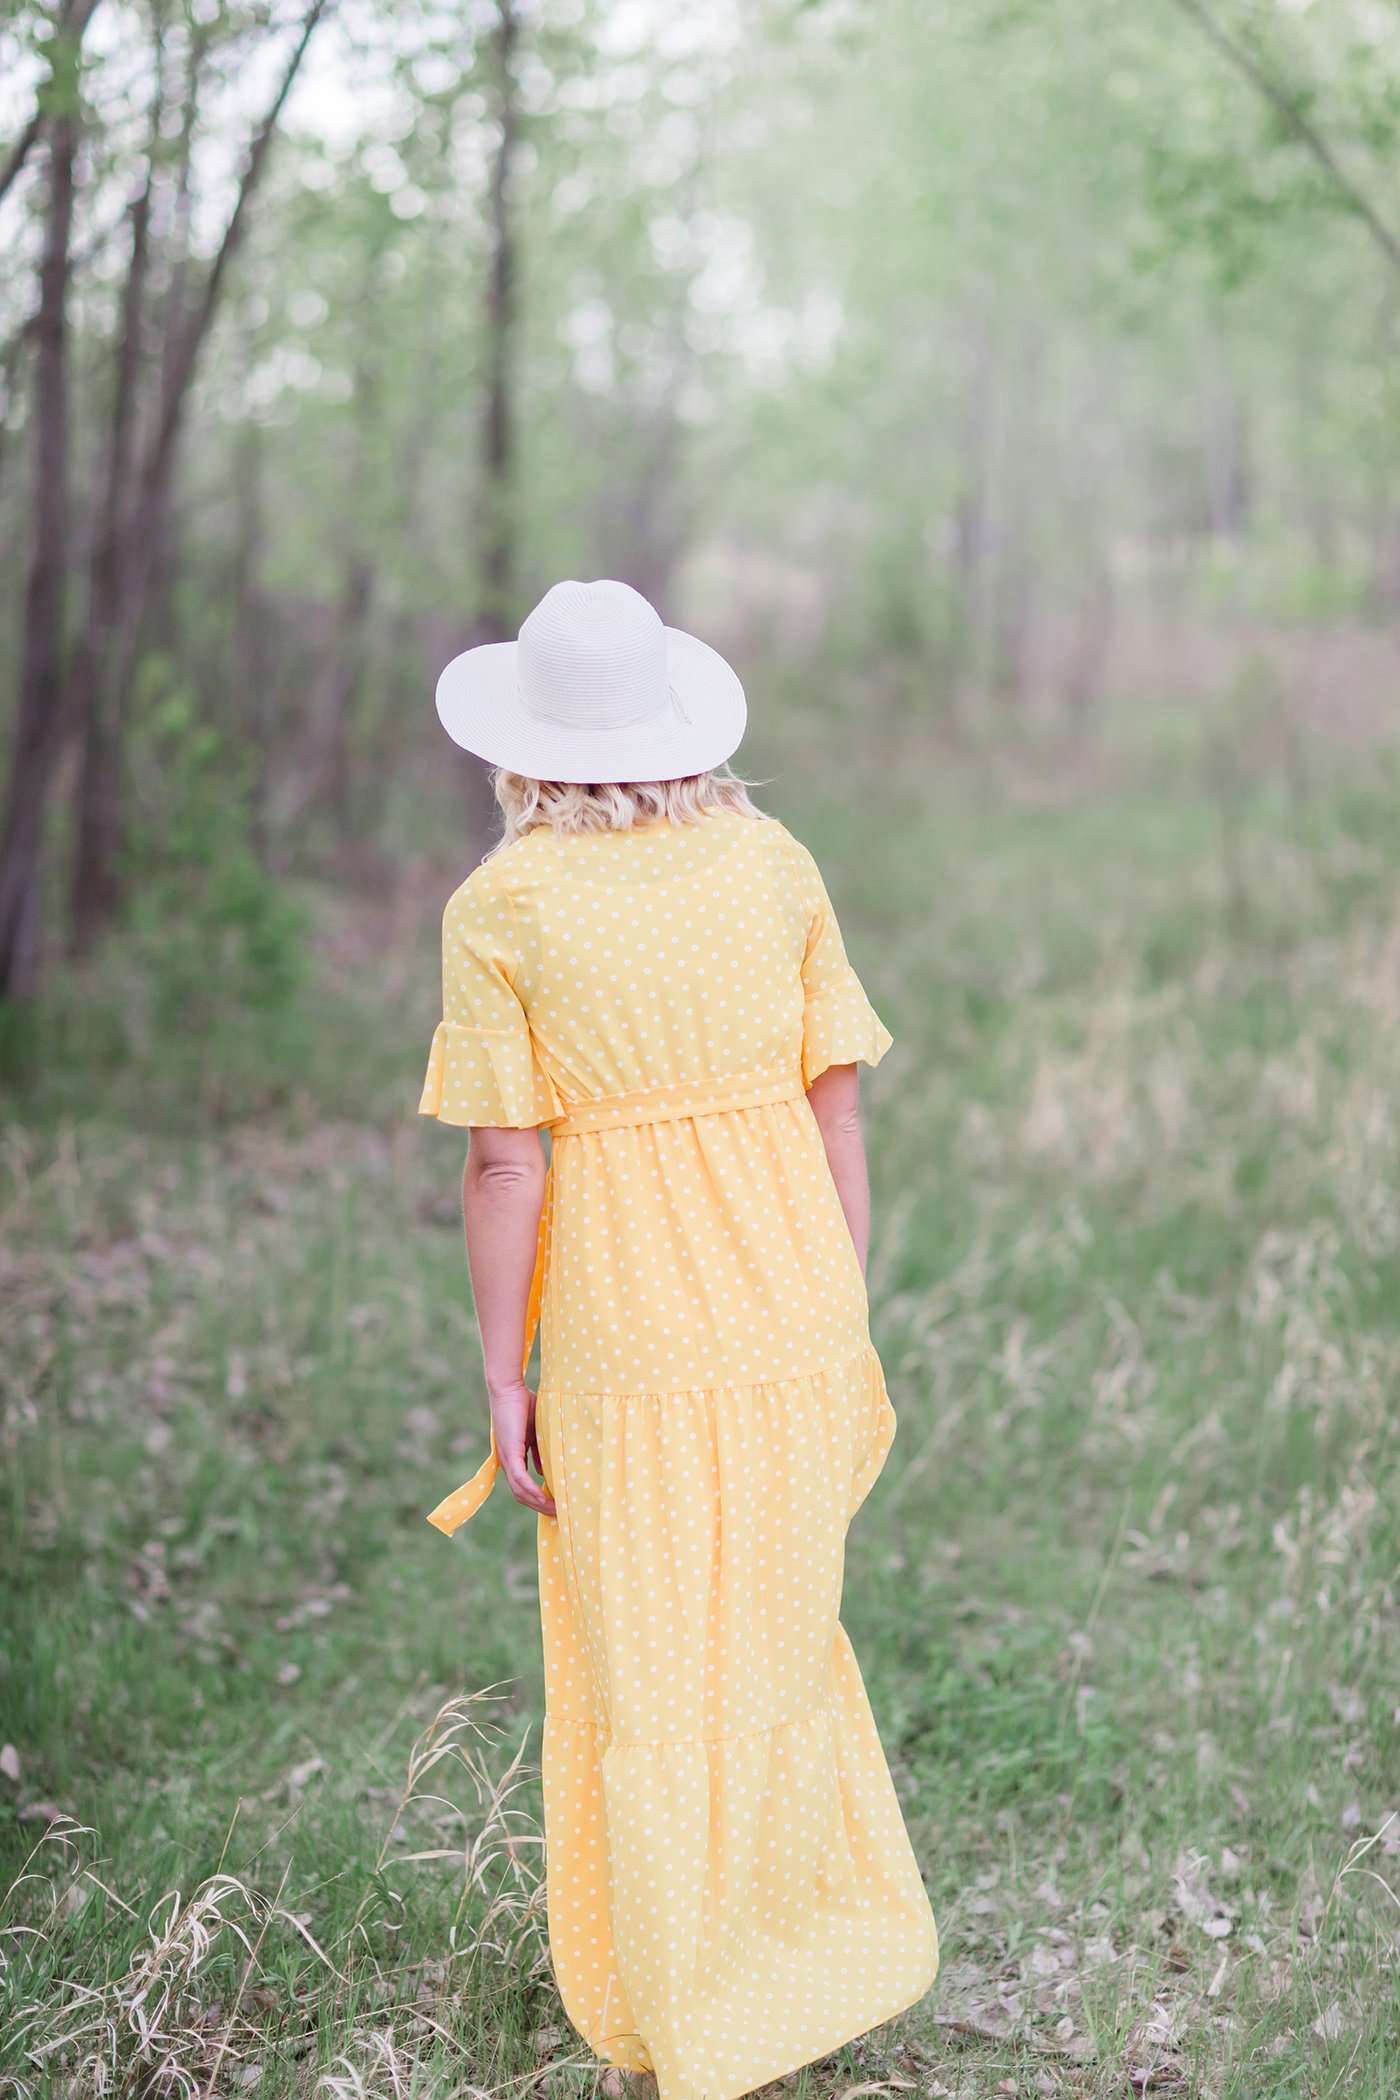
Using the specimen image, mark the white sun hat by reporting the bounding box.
[434,577,746,785]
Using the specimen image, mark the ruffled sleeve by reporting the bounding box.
[418,868,563,1128]
[798,849,894,1088]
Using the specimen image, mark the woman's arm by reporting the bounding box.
[461,1125,555,1517]
[805,1061,871,1276]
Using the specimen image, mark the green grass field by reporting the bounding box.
[3,734,1398,2098]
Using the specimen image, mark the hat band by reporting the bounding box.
[518,677,691,734]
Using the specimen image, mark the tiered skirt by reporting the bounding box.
[534,1342,939,2100]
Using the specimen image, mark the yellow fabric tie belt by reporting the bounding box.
[425,1063,807,1538]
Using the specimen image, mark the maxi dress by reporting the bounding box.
[418,807,938,2100]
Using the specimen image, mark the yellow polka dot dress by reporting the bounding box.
[419,808,938,2100]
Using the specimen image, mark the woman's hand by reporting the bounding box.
[490,1377,556,1518]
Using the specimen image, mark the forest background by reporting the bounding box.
[2,1,1399,2094]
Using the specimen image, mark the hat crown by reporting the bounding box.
[518,579,669,732]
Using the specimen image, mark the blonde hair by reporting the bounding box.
[489,765,766,850]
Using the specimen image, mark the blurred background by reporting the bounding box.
[2,0,1398,2093]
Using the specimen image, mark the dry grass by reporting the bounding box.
[0,1694,576,2099]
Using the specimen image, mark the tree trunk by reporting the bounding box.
[69,0,332,944]
[280,556,375,834]
[947,318,994,719]
[0,99,79,999]
[475,0,520,648]
[0,318,34,515]
[1060,558,1114,732]
[1202,352,1252,542]
[68,45,164,955]
[157,24,205,414]
[230,410,275,854]
[461,0,522,852]
[985,330,1040,711]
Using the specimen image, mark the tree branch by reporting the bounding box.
[0,110,45,211]
[98,0,333,782]
[143,0,333,496]
[0,0,102,211]
[1168,0,1400,284]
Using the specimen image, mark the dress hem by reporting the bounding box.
[709,1960,939,2100]
[573,1954,941,2100]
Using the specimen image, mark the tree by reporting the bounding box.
[65,0,334,952]
[1167,0,1400,288]
[0,0,95,999]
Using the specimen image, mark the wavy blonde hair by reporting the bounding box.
[489,764,766,849]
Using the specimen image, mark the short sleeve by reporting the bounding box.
[798,850,894,1088]
[418,870,562,1128]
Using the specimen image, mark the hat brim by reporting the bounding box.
[434,626,746,785]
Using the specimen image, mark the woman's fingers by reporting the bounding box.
[524,1394,553,1505]
[504,1454,556,1517]
[490,1383,557,1517]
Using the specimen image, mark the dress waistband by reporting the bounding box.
[424,1061,809,1539]
[550,1064,805,1137]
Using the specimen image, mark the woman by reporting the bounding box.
[419,579,938,2100]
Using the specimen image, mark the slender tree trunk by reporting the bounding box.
[157,25,204,412]
[230,409,275,853]
[274,277,381,840]
[68,43,164,954]
[0,97,80,998]
[144,23,206,666]
[0,111,46,212]
[947,317,994,718]
[462,0,521,851]
[0,212,115,511]
[1060,557,1114,731]
[0,319,34,514]
[68,0,332,943]
[475,0,520,647]
[281,556,375,833]
[615,409,682,610]
[1202,349,1251,542]
[989,328,1042,709]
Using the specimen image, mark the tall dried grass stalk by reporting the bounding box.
[0,1692,571,2100]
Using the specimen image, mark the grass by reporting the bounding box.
[2,724,1399,2097]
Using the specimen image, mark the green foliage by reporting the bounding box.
[122,667,309,1030]
[33,6,89,121]
[16,663,319,1126]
